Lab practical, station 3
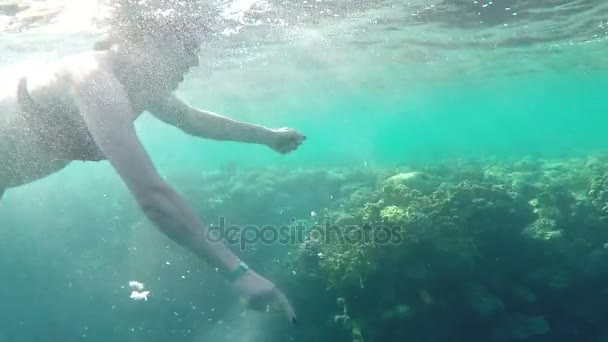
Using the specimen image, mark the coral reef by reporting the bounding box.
[172,153,608,341]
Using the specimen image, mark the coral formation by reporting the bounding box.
[172,153,608,341]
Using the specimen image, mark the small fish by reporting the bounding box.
[130,290,150,301]
[418,288,434,305]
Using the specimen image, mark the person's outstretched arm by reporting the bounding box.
[73,71,296,323]
[149,94,305,153]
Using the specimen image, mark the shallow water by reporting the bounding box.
[1,0,608,341]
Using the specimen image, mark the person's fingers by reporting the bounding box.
[273,288,296,324]
[272,132,304,154]
[245,287,296,324]
[277,141,297,153]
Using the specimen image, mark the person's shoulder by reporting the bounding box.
[57,51,114,82]
[49,51,127,99]
[21,51,119,103]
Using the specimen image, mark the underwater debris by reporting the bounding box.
[128,280,149,300]
[128,280,144,291]
[130,290,150,301]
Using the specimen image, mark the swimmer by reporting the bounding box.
[0,0,302,323]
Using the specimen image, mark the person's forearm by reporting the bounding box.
[139,182,241,278]
[183,106,273,145]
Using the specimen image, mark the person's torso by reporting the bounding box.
[0,51,148,190]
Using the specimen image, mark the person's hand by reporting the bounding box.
[266,127,306,154]
[232,269,297,324]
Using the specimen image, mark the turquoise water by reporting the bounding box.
[2,0,608,341]
[141,70,608,169]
